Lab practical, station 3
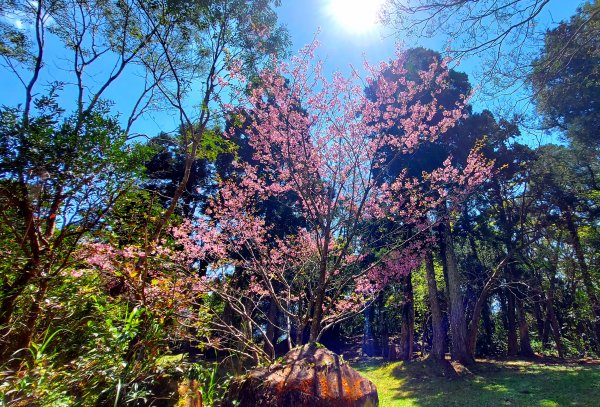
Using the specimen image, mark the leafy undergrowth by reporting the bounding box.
[353,358,600,406]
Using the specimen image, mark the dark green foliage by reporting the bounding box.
[530,1,600,147]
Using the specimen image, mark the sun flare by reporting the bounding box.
[326,0,385,35]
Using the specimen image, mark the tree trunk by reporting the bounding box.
[467,289,487,356]
[399,274,414,361]
[506,289,519,356]
[542,318,551,349]
[265,299,278,359]
[379,294,390,359]
[545,267,565,358]
[0,270,33,329]
[481,300,495,356]
[362,302,376,357]
[441,220,474,366]
[534,269,551,349]
[517,300,535,357]
[309,228,331,343]
[466,253,514,356]
[425,252,445,360]
[564,209,600,348]
[532,294,547,346]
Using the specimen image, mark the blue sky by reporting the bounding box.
[277,0,582,65]
[278,0,581,94]
[276,0,583,145]
[279,0,427,72]
[0,0,585,141]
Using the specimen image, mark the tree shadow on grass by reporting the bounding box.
[354,358,600,407]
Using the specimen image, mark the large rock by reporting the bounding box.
[226,344,378,407]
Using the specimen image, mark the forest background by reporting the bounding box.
[0,0,599,405]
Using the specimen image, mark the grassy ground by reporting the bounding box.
[353,358,600,406]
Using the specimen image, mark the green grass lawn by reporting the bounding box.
[353,358,600,407]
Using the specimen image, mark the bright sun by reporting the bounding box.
[326,0,385,35]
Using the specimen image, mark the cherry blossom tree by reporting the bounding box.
[174,42,493,356]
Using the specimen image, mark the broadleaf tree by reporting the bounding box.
[171,43,493,361]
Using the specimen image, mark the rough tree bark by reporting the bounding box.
[441,220,475,365]
[265,299,279,359]
[517,299,535,357]
[425,251,445,360]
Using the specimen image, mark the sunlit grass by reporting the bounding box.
[353,358,600,407]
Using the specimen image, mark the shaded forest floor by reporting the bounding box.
[352,357,600,406]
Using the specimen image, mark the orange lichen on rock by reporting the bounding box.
[225,344,378,407]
